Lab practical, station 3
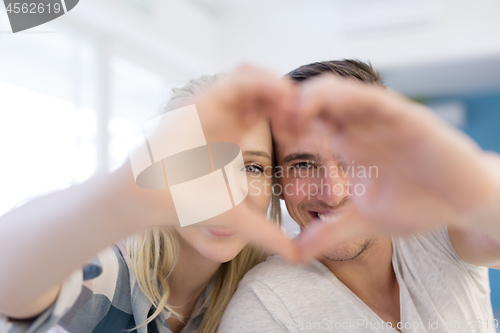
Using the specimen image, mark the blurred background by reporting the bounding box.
[1,0,500,321]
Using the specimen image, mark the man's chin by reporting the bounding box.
[322,239,372,261]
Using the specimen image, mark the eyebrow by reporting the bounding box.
[243,150,272,161]
[282,152,320,164]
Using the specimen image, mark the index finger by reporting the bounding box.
[198,201,301,262]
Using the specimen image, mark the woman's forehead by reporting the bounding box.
[239,119,272,154]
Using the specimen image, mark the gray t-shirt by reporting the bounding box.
[219,228,495,332]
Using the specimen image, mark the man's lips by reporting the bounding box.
[205,226,237,238]
[308,211,342,223]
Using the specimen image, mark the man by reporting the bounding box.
[219,60,500,332]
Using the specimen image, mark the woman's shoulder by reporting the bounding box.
[81,242,135,296]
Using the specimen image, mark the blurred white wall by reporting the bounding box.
[215,0,500,96]
[0,0,222,214]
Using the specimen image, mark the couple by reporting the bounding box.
[1,60,500,333]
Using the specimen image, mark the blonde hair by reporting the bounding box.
[126,74,281,332]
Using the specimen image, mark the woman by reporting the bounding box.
[0,66,295,333]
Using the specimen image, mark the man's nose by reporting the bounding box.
[315,169,347,207]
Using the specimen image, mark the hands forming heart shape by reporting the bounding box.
[133,64,500,262]
[1,62,500,323]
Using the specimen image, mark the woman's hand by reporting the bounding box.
[0,64,301,320]
[115,65,299,259]
[196,64,297,144]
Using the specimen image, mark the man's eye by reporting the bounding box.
[291,161,313,170]
[242,164,264,173]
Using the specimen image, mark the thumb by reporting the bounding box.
[232,203,301,262]
[295,210,373,261]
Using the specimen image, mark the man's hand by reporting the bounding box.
[274,75,500,259]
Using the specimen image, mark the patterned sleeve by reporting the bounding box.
[2,245,135,333]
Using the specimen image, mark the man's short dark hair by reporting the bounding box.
[286,59,383,86]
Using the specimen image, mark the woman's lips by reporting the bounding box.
[205,227,237,238]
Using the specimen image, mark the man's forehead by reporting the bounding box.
[275,122,333,162]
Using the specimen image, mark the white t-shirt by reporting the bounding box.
[219,228,495,332]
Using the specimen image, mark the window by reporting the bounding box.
[0,29,170,215]
[109,56,169,171]
[0,29,98,214]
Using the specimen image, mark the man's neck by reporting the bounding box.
[319,237,400,328]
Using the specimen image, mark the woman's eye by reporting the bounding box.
[291,161,313,170]
[243,164,264,173]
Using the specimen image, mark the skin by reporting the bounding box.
[275,121,400,329]
[273,75,500,259]
[0,65,297,324]
[276,121,373,261]
[176,119,273,265]
[5,67,499,331]
[272,74,500,330]
[159,119,274,333]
